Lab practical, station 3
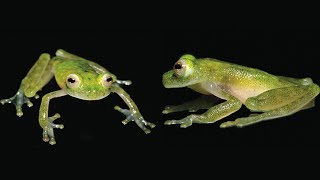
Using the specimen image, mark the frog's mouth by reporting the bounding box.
[162,71,200,88]
[66,88,110,100]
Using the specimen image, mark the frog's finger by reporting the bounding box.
[116,80,132,86]
[26,98,33,107]
[15,105,23,117]
[114,106,131,116]
[121,119,131,125]
[145,121,156,128]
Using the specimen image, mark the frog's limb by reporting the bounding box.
[220,83,319,128]
[39,90,67,145]
[162,95,220,114]
[164,94,242,128]
[116,80,132,86]
[278,76,315,110]
[111,85,155,134]
[1,53,54,117]
[278,76,313,86]
[56,49,86,60]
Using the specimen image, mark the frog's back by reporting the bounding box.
[198,58,293,87]
[196,58,295,102]
[52,57,107,75]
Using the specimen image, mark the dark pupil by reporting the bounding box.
[106,77,113,82]
[174,63,182,70]
[68,78,76,83]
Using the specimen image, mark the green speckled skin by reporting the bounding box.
[162,54,319,128]
[1,49,155,145]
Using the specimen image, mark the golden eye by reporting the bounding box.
[173,60,186,77]
[66,74,80,88]
[102,74,114,86]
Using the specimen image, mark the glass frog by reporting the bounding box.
[162,54,319,128]
[1,49,155,145]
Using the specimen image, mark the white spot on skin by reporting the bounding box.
[185,67,194,77]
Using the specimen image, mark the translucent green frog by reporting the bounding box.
[1,49,155,145]
[162,54,319,128]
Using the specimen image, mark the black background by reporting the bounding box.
[0,29,319,151]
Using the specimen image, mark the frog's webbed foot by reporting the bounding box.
[114,106,155,134]
[0,90,38,117]
[164,114,199,128]
[42,113,64,145]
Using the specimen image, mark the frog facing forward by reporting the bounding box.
[1,49,155,145]
[162,54,319,128]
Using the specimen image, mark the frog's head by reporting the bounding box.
[63,72,117,100]
[162,54,202,88]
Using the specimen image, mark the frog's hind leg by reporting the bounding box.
[162,95,220,114]
[278,76,313,86]
[278,76,315,110]
[220,83,319,128]
[1,53,54,116]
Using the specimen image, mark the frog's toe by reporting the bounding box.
[162,105,176,114]
[15,106,23,117]
[121,118,131,125]
[42,126,57,145]
[164,120,177,125]
[147,122,156,129]
[48,113,64,129]
[34,94,40,99]
[220,118,250,128]
[114,106,131,117]
[220,121,236,128]
[26,98,33,107]
[0,98,9,105]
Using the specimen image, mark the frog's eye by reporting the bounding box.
[102,74,114,86]
[173,59,187,77]
[66,74,80,88]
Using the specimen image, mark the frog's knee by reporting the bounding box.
[245,98,260,111]
[24,89,37,98]
[55,49,66,57]
[301,78,313,85]
[309,83,319,96]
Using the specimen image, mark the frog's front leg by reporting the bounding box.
[111,85,155,134]
[39,90,67,145]
[162,95,220,114]
[220,83,319,128]
[164,95,242,128]
[1,53,53,116]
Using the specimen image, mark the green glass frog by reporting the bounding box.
[162,54,319,128]
[1,49,155,145]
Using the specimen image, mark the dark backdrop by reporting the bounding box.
[0,29,319,151]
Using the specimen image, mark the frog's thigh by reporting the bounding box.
[22,53,54,97]
[223,84,319,128]
[245,85,311,112]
